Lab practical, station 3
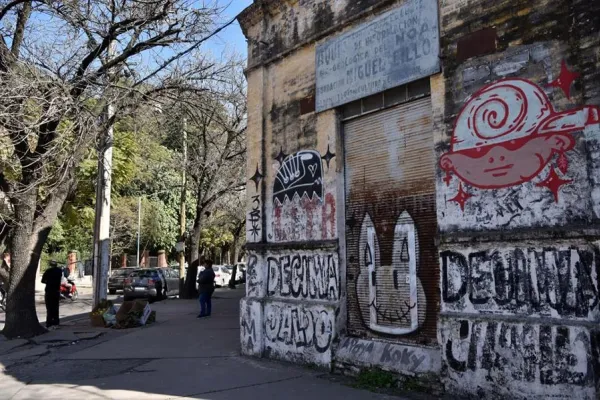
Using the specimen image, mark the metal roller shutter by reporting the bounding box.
[344,97,439,344]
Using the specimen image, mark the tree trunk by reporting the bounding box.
[182,213,201,299]
[228,223,243,289]
[2,199,48,338]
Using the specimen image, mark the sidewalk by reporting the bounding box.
[0,287,405,400]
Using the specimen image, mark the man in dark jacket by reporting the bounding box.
[196,259,215,318]
[41,261,63,329]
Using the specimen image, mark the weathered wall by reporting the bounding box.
[436,0,600,398]
[240,0,403,71]
[240,0,346,367]
[240,0,600,397]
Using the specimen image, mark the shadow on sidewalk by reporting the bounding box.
[0,286,405,400]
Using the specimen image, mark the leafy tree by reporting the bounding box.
[174,71,247,297]
[0,0,234,338]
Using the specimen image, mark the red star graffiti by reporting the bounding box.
[448,183,473,211]
[536,167,572,202]
[548,60,580,99]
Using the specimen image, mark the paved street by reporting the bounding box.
[0,287,406,400]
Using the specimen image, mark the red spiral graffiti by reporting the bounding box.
[470,84,528,140]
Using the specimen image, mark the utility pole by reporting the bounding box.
[136,197,141,267]
[179,118,187,293]
[92,42,115,307]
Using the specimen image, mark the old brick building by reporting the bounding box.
[238,0,600,398]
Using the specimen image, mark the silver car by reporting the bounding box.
[108,267,137,294]
[123,268,180,302]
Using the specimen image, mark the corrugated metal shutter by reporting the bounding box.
[344,97,439,344]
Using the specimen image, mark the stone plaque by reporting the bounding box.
[316,0,440,112]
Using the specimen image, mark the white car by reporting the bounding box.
[212,265,232,287]
[236,262,246,282]
[226,265,244,282]
[198,265,231,287]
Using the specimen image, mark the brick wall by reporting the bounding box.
[239,0,600,397]
[436,0,600,398]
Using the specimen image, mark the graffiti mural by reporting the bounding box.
[440,246,600,319]
[336,337,441,374]
[267,250,340,301]
[245,252,262,298]
[247,164,264,243]
[240,299,262,356]
[273,150,324,205]
[356,211,426,335]
[441,319,599,398]
[263,302,335,365]
[271,148,336,242]
[440,65,600,210]
[248,195,261,241]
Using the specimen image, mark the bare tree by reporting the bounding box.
[175,69,246,297]
[0,0,237,338]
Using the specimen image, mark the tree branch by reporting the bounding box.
[10,0,32,58]
[0,0,29,22]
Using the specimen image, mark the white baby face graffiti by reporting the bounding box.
[356,211,426,335]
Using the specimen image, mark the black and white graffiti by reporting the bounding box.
[273,150,324,206]
[248,195,262,241]
[267,251,339,301]
[441,246,600,319]
[357,211,426,335]
[337,337,440,374]
[240,299,261,356]
[245,252,260,298]
[442,319,599,395]
[264,303,334,356]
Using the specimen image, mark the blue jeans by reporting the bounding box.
[198,292,212,316]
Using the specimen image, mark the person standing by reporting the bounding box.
[196,260,215,318]
[41,261,63,329]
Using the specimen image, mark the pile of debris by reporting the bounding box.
[90,299,156,329]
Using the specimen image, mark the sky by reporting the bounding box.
[206,0,254,60]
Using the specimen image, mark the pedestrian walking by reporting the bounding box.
[196,259,215,318]
[41,261,63,329]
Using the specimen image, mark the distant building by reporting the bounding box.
[238,0,600,398]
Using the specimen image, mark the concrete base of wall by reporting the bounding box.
[240,296,338,367]
[333,336,443,396]
[334,336,441,376]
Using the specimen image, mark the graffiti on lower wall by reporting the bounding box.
[441,246,600,320]
[240,299,262,356]
[271,148,336,242]
[441,319,599,398]
[267,250,340,301]
[336,337,441,374]
[440,63,600,211]
[357,211,427,335]
[264,302,335,363]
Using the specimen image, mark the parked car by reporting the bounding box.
[214,265,233,287]
[123,268,180,302]
[236,262,246,282]
[108,267,137,294]
[225,265,244,283]
[197,265,231,288]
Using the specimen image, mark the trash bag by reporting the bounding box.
[103,311,117,326]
